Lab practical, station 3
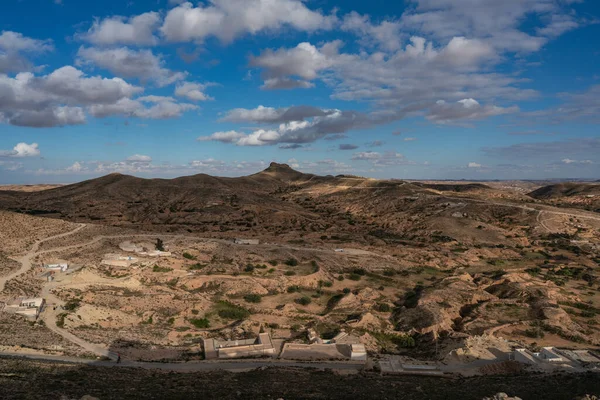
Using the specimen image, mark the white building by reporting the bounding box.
[535,347,567,363]
[204,333,275,360]
[513,349,538,365]
[44,263,68,272]
[3,297,45,320]
[234,239,260,245]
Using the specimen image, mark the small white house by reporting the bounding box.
[44,263,68,272]
[234,239,260,245]
[536,347,566,363]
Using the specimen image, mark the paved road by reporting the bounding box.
[0,352,365,372]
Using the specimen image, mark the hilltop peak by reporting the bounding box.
[267,162,293,170]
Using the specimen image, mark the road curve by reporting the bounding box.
[0,224,87,293]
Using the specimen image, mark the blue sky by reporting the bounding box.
[0,0,599,183]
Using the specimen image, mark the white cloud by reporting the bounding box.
[174,82,213,101]
[352,151,382,160]
[161,0,336,43]
[341,12,402,51]
[0,31,54,74]
[127,154,152,162]
[251,41,340,89]
[468,162,482,168]
[77,47,187,87]
[80,12,161,46]
[66,162,86,172]
[0,66,142,127]
[89,96,198,119]
[0,142,41,157]
[0,31,53,53]
[403,137,417,141]
[201,107,389,146]
[427,98,518,124]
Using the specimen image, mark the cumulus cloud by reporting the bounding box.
[201,107,395,146]
[161,0,336,43]
[80,12,161,46]
[341,12,402,51]
[468,162,482,168]
[561,158,593,165]
[250,41,340,90]
[77,47,187,87]
[399,0,579,53]
[89,96,198,119]
[0,66,142,127]
[0,31,53,53]
[0,31,54,74]
[174,82,212,101]
[427,98,518,124]
[221,105,332,124]
[0,142,41,157]
[126,154,152,162]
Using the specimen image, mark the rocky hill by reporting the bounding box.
[528,183,600,212]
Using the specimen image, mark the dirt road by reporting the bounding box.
[0,224,86,293]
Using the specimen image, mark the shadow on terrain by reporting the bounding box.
[1,352,599,400]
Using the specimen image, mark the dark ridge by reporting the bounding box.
[528,183,600,199]
[415,183,491,192]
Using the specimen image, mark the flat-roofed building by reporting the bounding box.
[203,332,275,360]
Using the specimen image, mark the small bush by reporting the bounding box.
[295,296,312,306]
[217,301,250,320]
[183,252,196,260]
[284,271,296,276]
[189,263,205,271]
[287,285,301,293]
[348,273,362,281]
[268,260,278,266]
[189,318,210,329]
[285,258,299,266]
[375,303,392,312]
[153,265,173,273]
[244,294,262,303]
[191,309,199,315]
[244,264,255,272]
[342,288,351,294]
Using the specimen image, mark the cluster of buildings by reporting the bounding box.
[2,297,45,321]
[513,347,600,368]
[203,330,367,363]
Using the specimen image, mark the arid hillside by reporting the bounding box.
[529,183,600,212]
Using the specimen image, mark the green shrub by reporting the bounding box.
[216,301,250,320]
[375,303,391,312]
[63,299,81,312]
[268,260,278,266]
[189,263,205,270]
[244,294,262,303]
[284,271,296,276]
[244,264,255,272]
[287,285,301,293]
[348,273,361,281]
[295,296,312,306]
[153,265,173,273]
[183,252,196,260]
[285,258,299,266]
[189,318,210,329]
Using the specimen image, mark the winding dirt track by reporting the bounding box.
[0,224,87,293]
